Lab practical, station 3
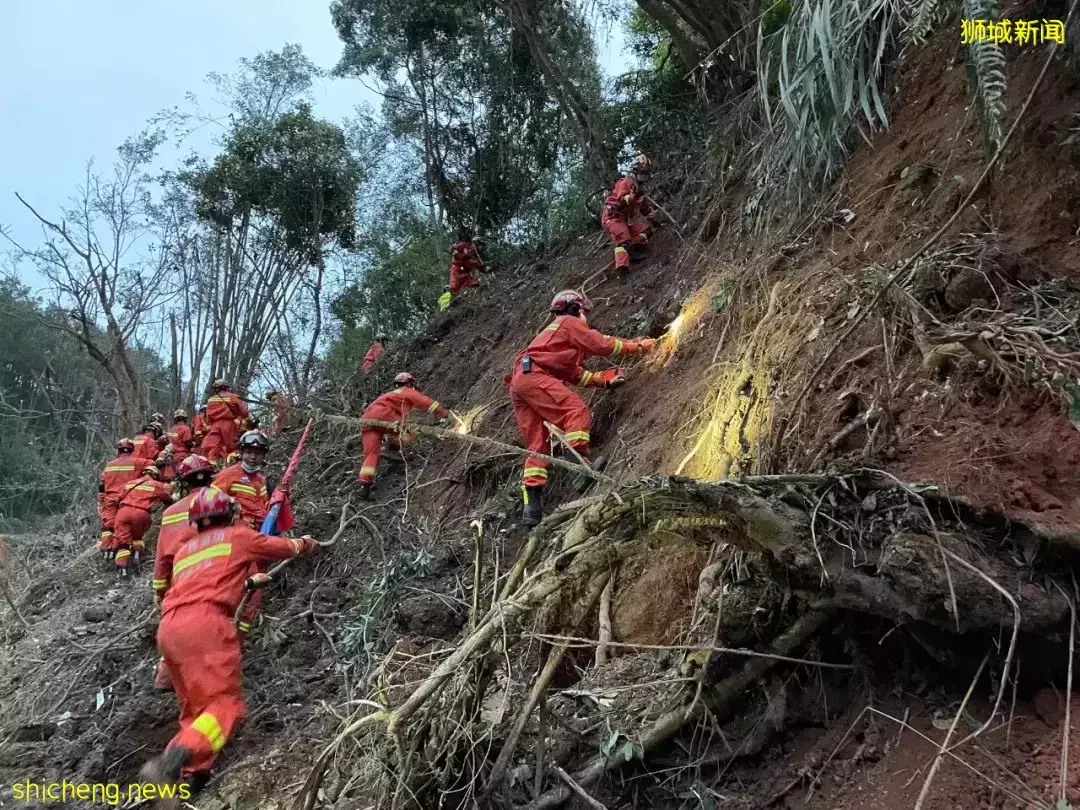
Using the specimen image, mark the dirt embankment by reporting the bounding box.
[4,19,1080,810]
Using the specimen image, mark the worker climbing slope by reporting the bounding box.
[114,460,175,574]
[265,390,292,437]
[152,453,216,692]
[191,405,209,453]
[210,430,272,635]
[448,232,485,294]
[166,409,194,469]
[507,290,655,526]
[97,439,141,560]
[138,488,319,803]
[202,380,249,467]
[132,421,167,464]
[602,154,657,275]
[362,334,388,374]
[358,372,449,500]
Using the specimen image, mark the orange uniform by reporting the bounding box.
[602,175,653,271]
[152,490,202,691]
[98,454,140,551]
[202,393,249,464]
[210,464,268,528]
[114,475,174,568]
[131,431,163,463]
[192,413,209,451]
[167,422,194,466]
[508,315,647,487]
[448,241,483,294]
[157,524,312,776]
[267,394,292,436]
[362,342,384,373]
[359,387,448,484]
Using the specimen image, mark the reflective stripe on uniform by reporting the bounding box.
[580,371,594,386]
[230,484,258,496]
[238,621,251,633]
[523,466,548,480]
[563,431,590,444]
[544,321,560,332]
[151,578,168,591]
[427,401,442,414]
[115,549,131,560]
[133,484,157,492]
[612,339,624,355]
[172,543,232,575]
[104,464,136,473]
[191,712,226,752]
[161,511,189,525]
[360,466,377,476]
[614,246,629,256]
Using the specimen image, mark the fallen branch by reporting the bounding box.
[318,414,618,486]
[553,765,609,810]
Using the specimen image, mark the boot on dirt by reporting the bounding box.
[137,744,191,809]
[522,485,544,527]
[358,482,373,501]
[572,455,607,493]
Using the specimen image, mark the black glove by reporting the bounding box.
[605,375,627,389]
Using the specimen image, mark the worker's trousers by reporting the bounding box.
[449,263,480,294]
[510,370,591,488]
[99,498,120,551]
[602,216,652,269]
[114,506,152,569]
[201,421,239,464]
[358,428,414,483]
[158,605,246,777]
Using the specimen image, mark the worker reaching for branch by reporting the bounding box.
[98,439,140,560]
[358,372,449,501]
[152,454,215,692]
[210,430,271,635]
[448,231,485,294]
[506,289,656,526]
[202,380,249,467]
[138,488,318,801]
[114,461,175,575]
[602,154,657,275]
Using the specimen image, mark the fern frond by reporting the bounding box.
[963,0,1007,156]
[904,0,951,45]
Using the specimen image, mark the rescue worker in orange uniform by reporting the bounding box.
[602,154,656,274]
[508,290,656,525]
[166,410,194,467]
[114,461,175,574]
[132,422,167,463]
[448,234,484,294]
[98,439,140,559]
[152,454,215,692]
[202,380,249,467]
[265,390,292,437]
[211,430,271,635]
[358,372,449,500]
[362,334,387,374]
[192,406,209,452]
[138,488,318,798]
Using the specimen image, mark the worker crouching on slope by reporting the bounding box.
[265,390,292,437]
[98,438,140,560]
[211,430,271,635]
[358,372,449,500]
[114,460,175,574]
[508,290,655,526]
[602,154,656,275]
[138,488,319,804]
[152,454,215,692]
[362,333,388,374]
[448,232,485,294]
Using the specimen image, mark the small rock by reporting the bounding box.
[82,605,111,623]
[860,493,878,512]
[1034,687,1065,727]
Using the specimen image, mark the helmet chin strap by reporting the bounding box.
[241,461,262,474]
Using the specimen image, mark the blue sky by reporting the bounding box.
[0,1,627,287]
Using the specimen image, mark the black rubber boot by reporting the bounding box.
[137,745,192,809]
[522,485,544,527]
[358,482,373,501]
[573,455,608,493]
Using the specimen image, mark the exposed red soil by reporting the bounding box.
[611,539,708,648]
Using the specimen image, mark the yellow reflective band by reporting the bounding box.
[191,712,226,752]
[151,578,168,590]
[612,339,624,355]
[115,549,131,560]
[360,466,378,475]
[563,431,590,443]
[427,401,441,414]
[231,484,258,496]
[258,486,267,497]
[104,464,136,473]
[544,321,561,332]
[614,246,629,255]
[134,484,157,492]
[100,530,114,537]
[580,371,594,385]
[524,466,548,478]
[238,621,252,633]
[173,543,232,575]
[161,511,189,525]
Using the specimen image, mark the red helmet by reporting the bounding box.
[188,488,236,524]
[176,454,213,481]
[394,372,416,386]
[550,289,592,315]
[142,463,161,477]
[116,438,135,453]
[239,429,270,451]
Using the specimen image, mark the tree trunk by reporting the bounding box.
[635,0,706,71]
